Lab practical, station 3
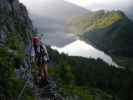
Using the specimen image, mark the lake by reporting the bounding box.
[51,39,118,67]
[41,32,118,67]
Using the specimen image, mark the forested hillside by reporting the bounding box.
[69,10,133,57]
[47,47,133,100]
[1,0,133,100]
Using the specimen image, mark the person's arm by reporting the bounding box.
[31,46,35,63]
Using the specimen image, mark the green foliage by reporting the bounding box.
[0,34,34,100]
[112,56,133,70]
[48,48,133,100]
[0,48,20,99]
[0,3,33,99]
[69,10,133,57]
[49,62,75,84]
[6,33,24,51]
[61,85,93,100]
[69,10,123,33]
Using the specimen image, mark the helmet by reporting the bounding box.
[32,36,40,45]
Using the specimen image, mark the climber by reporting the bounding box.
[31,36,49,84]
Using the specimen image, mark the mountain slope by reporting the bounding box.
[125,6,133,20]
[69,10,133,57]
[24,0,89,33]
[48,47,133,100]
[0,0,34,99]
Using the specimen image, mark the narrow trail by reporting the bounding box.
[17,62,62,100]
[33,79,60,100]
[0,40,62,100]
[16,44,63,100]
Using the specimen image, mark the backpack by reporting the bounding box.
[34,45,48,64]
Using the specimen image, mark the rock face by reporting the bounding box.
[0,0,35,99]
[0,0,34,45]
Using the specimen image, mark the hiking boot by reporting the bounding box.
[42,79,49,86]
[37,78,49,88]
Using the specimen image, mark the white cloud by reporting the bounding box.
[20,0,133,11]
[65,0,133,11]
[19,0,133,19]
[65,0,132,5]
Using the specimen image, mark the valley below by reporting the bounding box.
[0,0,132,99]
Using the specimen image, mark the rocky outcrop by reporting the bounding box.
[0,0,34,45]
[0,0,35,99]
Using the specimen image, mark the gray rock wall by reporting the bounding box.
[0,0,34,44]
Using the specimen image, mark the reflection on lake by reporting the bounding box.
[51,40,118,67]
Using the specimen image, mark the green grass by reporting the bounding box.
[112,56,133,70]
[0,33,35,100]
[69,10,123,33]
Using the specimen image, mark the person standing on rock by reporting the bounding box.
[31,35,49,84]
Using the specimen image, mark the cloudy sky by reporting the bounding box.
[65,0,133,10]
[20,0,133,11]
[19,0,133,47]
